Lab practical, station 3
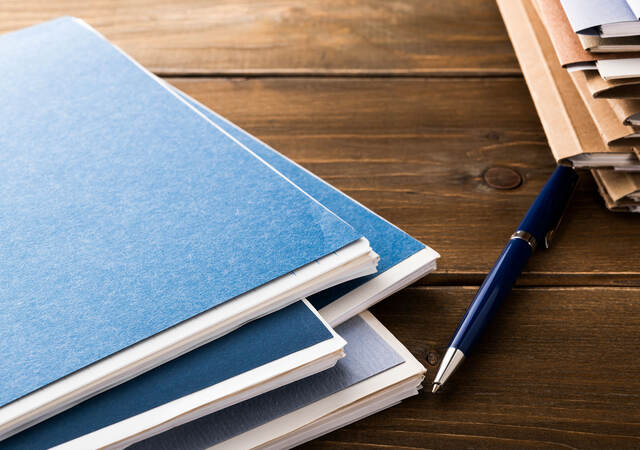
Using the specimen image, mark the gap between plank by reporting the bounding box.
[405,284,640,291]
[155,69,523,79]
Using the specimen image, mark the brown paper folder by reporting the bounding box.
[597,170,640,201]
[534,0,640,66]
[592,170,640,212]
[579,34,640,53]
[569,71,640,145]
[607,97,640,126]
[497,0,639,168]
[585,72,640,99]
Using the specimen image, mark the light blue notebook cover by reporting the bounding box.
[0,17,361,408]
[1,302,335,450]
[131,315,404,449]
[176,90,428,312]
[560,0,636,34]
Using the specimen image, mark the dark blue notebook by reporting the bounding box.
[174,89,438,320]
[1,302,336,450]
[133,314,404,449]
[0,16,363,420]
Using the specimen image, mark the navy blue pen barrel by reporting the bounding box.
[517,165,579,245]
[450,238,532,354]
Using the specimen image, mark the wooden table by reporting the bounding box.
[3,1,639,448]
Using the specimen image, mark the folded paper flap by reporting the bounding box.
[577,34,601,52]
[524,0,626,158]
[608,97,640,123]
[536,0,640,66]
[499,0,640,165]
[585,70,640,99]
[586,72,640,97]
[559,0,636,34]
[570,70,637,143]
[535,0,595,66]
[579,33,640,52]
[629,0,640,19]
[528,0,615,154]
[592,170,619,209]
[499,0,583,161]
[596,169,640,201]
[593,170,640,212]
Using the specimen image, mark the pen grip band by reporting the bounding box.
[510,230,536,251]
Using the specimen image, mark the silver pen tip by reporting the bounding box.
[431,384,440,394]
[432,347,465,392]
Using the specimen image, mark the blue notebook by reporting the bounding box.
[174,88,439,325]
[30,312,424,449]
[132,314,406,449]
[10,84,438,447]
[197,311,425,449]
[1,301,344,450]
[0,17,377,437]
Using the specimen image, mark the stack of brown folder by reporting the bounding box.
[497,0,640,213]
[593,170,640,212]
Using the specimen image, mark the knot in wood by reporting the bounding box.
[426,351,439,366]
[483,166,523,190]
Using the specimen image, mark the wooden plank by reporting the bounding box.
[169,77,640,286]
[303,286,640,449]
[0,0,519,75]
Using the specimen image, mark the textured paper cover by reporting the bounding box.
[132,315,404,449]
[0,17,361,408]
[176,91,433,312]
[2,302,335,449]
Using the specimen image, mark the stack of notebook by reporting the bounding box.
[0,17,439,449]
[497,0,640,213]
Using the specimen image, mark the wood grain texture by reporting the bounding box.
[3,1,639,448]
[170,77,640,286]
[0,0,519,75]
[304,286,640,449]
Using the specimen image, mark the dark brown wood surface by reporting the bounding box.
[0,0,518,75]
[172,77,640,287]
[4,1,640,448]
[317,286,640,449]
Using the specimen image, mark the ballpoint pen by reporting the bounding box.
[432,165,579,393]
